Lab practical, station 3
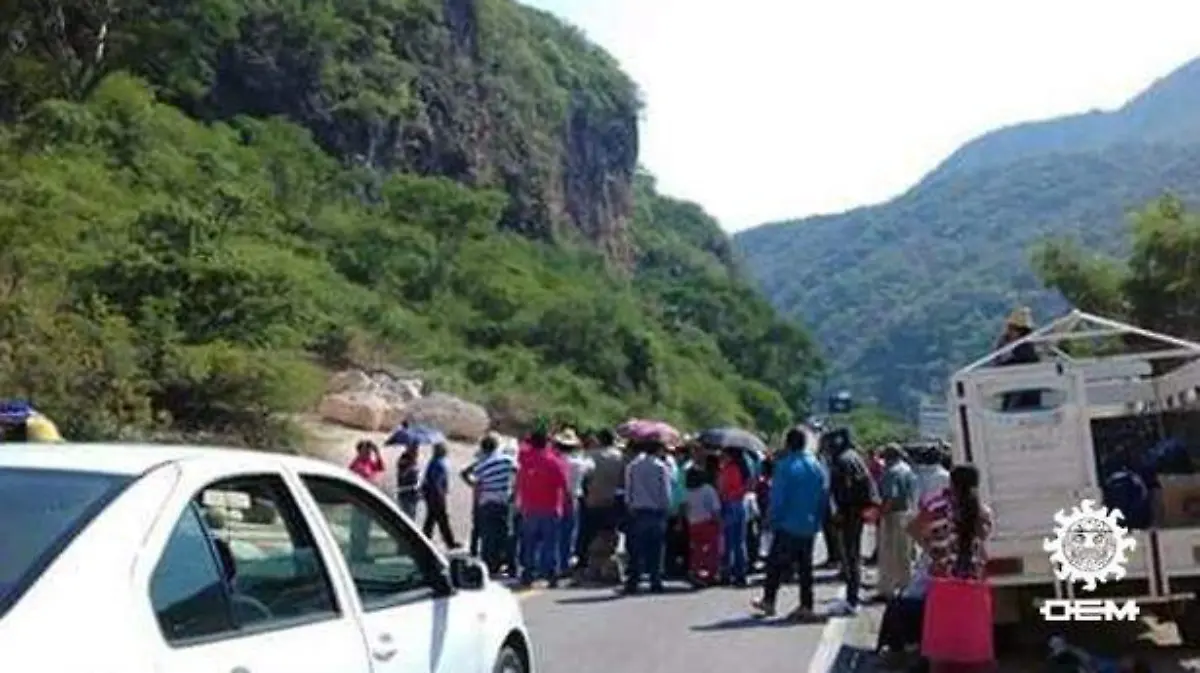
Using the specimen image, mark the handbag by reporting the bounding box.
[920,548,994,662]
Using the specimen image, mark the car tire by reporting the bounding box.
[492,645,525,673]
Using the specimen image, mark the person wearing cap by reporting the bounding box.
[0,400,62,442]
[993,306,1038,366]
[876,443,918,596]
[993,306,1041,409]
[554,428,593,574]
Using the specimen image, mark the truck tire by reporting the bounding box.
[1177,600,1200,646]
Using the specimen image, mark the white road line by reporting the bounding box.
[808,616,850,673]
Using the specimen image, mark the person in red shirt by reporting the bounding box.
[515,429,570,588]
[717,447,751,586]
[347,439,385,558]
[349,440,385,486]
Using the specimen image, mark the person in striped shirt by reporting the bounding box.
[463,433,519,574]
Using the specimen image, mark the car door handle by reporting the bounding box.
[373,632,397,661]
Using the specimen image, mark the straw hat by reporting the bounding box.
[553,428,582,448]
[1006,306,1033,330]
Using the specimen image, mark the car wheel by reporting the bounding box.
[492,645,525,673]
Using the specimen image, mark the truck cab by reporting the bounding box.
[948,310,1200,640]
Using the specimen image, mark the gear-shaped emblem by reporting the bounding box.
[1043,499,1135,591]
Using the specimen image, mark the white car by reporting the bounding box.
[0,444,534,673]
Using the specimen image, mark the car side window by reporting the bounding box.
[149,502,235,641]
[301,475,444,609]
[149,474,340,645]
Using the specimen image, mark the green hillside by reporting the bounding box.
[736,57,1200,417]
[0,0,823,444]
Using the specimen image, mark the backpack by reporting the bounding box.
[831,449,879,511]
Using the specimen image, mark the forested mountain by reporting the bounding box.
[0,0,823,444]
[735,56,1200,417]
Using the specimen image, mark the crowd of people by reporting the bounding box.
[342,416,1020,671]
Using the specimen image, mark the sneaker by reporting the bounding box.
[750,598,776,617]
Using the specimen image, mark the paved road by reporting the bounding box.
[518,569,855,673]
[509,530,867,673]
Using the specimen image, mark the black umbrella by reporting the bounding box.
[697,427,767,455]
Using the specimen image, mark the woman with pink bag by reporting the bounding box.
[907,464,995,673]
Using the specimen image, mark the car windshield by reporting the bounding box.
[0,467,132,617]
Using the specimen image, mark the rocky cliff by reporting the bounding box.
[1,0,639,261]
[189,0,639,261]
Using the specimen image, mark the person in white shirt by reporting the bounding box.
[913,444,951,503]
[554,429,593,574]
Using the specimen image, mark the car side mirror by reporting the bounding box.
[448,555,487,591]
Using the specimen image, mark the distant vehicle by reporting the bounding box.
[948,310,1200,643]
[917,397,951,441]
[0,443,534,673]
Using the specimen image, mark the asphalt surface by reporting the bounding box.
[510,531,863,673]
[517,570,853,673]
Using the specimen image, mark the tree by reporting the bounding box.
[1034,193,1200,340]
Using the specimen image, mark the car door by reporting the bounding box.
[294,472,486,673]
[136,465,372,673]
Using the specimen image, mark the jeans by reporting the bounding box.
[558,500,579,572]
[626,509,669,589]
[519,512,559,583]
[477,501,512,574]
[761,531,816,610]
[837,512,865,606]
[721,500,749,582]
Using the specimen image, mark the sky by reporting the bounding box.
[520,0,1200,232]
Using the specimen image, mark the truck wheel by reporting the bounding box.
[1177,600,1200,646]
[492,645,525,673]
[994,623,1020,651]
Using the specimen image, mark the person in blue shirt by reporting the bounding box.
[421,443,459,548]
[751,426,829,620]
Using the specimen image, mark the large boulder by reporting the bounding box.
[326,369,373,395]
[326,368,424,401]
[405,393,490,441]
[317,391,393,432]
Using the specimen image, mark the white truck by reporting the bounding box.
[948,310,1200,641]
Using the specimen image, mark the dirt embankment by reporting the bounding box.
[296,414,483,544]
